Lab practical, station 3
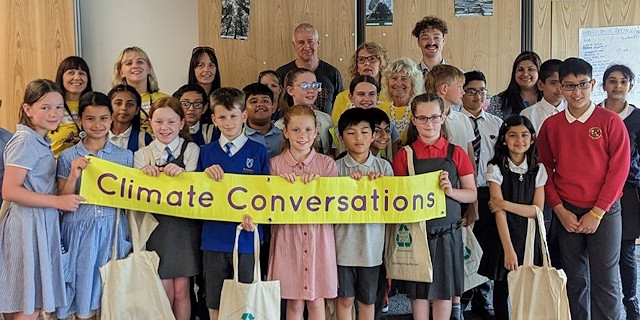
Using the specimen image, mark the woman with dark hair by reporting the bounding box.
[487,51,543,120]
[50,56,93,157]
[188,46,221,125]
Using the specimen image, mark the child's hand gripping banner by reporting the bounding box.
[79,156,446,224]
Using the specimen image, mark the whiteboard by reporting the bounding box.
[579,25,640,107]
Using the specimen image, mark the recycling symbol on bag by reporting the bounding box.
[463,246,471,260]
[395,224,412,247]
[241,313,255,320]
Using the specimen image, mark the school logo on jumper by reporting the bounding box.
[395,224,412,247]
[588,127,602,140]
[246,158,254,168]
[243,158,255,174]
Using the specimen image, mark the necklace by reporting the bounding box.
[390,103,411,134]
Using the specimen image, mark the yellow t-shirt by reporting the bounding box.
[331,89,391,125]
[48,100,80,157]
[139,91,169,134]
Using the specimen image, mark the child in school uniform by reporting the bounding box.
[134,96,201,320]
[334,108,393,320]
[108,84,152,152]
[173,83,220,146]
[268,105,339,320]
[479,115,547,320]
[242,82,283,159]
[0,79,84,319]
[391,93,476,320]
[198,87,269,320]
[55,92,134,320]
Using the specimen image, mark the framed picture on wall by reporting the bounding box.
[455,0,493,17]
[221,0,250,40]
[366,0,393,26]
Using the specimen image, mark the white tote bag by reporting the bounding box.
[462,225,488,291]
[99,210,175,320]
[507,207,571,320]
[218,225,281,319]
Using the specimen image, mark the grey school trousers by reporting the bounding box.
[556,200,623,320]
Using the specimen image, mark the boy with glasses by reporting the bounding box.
[537,57,630,320]
[173,84,220,146]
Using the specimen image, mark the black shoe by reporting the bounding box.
[471,308,495,320]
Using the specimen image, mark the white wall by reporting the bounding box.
[79,0,198,95]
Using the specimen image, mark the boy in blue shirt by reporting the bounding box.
[198,87,269,320]
[242,83,282,159]
[334,108,393,320]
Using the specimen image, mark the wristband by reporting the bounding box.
[588,210,603,220]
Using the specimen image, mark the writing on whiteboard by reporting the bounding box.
[579,26,640,107]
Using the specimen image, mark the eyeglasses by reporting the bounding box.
[192,46,215,55]
[297,82,322,90]
[464,88,488,96]
[180,101,205,110]
[413,114,443,124]
[561,81,592,91]
[356,55,380,64]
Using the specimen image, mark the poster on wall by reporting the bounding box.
[220,0,250,40]
[455,0,493,17]
[366,0,393,26]
[579,25,640,106]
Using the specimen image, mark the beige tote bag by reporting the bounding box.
[384,146,433,282]
[99,210,175,320]
[507,207,571,320]
[218,225,281,319]
[462,225,488,291]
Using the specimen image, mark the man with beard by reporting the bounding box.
[276,23,344,116]
[412,16,448,76]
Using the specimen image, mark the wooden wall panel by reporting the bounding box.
[366,1,522,95]
[0,0,75,132]
[533,0,552,61]
[199,0,355,89]
[544,0,640,60]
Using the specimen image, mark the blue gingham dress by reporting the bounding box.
[55,140,133,318]
[0,124,66,314]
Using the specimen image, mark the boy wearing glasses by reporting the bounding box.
[459,71,502,319]
[520,59,566,133]
[173,84,220,146]
[537,58,630,320]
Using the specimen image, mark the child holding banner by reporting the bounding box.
[268,104,339,320]
[56,91,134,320]
[391,93,476,320]
[197,87,269,320]
[334,107,393,320]
[133,96,201,320]
[479,115,546,320]
[107,84,152,152]
[0,79,84,319]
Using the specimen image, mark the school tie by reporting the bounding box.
[165,146,175,163]
[224,142,233,157]
[470,116,481,167]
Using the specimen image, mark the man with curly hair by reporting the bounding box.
[412,16,448,75]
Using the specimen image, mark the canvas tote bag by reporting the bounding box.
[508,207,571,320]
[218,225,281,319]
[99,210,175,320]
[384,145,433,282]
[462,225,488,291]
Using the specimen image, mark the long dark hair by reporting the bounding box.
[489,115,538,174]
[405,93,446,145]
[55,56,93,101]
[497,51,542,116]
[108,84,143,130]
[189,47,221,125]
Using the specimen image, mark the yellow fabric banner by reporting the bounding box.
[79,156,446,224]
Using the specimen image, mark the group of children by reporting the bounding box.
[0,40,636,320]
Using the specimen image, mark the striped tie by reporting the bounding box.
[224,142,233,157]
[470,116,481,167]
[165,146,175,163]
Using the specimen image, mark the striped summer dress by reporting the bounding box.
[267,149,339,300]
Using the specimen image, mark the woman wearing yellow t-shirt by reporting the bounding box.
[331,42,390,125]
[112,46,168,133]
[49,56,93,157]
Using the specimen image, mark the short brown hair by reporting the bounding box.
[412,16,448,38]
[210,87,246,112]
[20,79,63,128]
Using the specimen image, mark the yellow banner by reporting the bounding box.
[79,156,446,224]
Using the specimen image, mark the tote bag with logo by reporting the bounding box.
[218,225,281,319]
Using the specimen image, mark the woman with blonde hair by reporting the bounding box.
[112,46,169,131]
